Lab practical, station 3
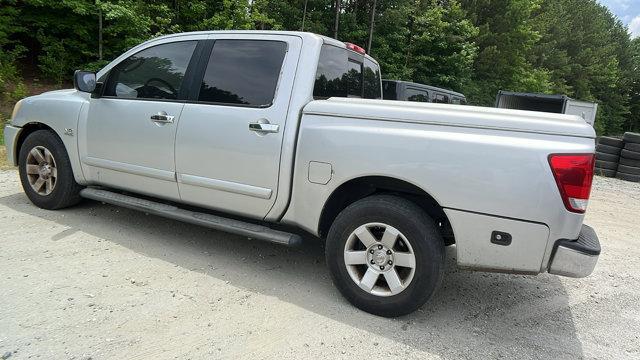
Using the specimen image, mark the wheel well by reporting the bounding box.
[14,123,56,164]
[318,176,455,245]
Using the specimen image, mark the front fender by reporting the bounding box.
[9,90,89,184]
[3,124,21,166]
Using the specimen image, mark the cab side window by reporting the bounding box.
[198,40,287,107]
[406,88,430,102]
[434,94,449,103]
[104,41,197,100]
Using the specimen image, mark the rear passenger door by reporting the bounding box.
[175,34,301,219]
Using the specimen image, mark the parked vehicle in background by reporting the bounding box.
[382,79,467,104]
[5,31,600,317]
[495,91,598,126]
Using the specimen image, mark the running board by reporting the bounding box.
[79,188,302,246]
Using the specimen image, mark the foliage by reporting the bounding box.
[0,0,638,134]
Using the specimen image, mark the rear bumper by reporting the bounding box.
[548,224,600,278]
[3,124,21,166]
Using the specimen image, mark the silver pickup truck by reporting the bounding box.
[4,31,600,317]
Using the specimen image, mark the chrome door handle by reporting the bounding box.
[249,121,279,133]
[150,112,175,124]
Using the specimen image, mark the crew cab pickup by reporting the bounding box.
[4,31,600,317]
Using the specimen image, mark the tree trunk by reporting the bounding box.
[367,0,377,53]
[98,7,103,61]
[301,0,308,31]
[333,0,341,39]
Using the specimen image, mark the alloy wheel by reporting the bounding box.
[343,222,417,297]
[25,145,57,196]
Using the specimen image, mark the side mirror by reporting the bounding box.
[73,70,97,93]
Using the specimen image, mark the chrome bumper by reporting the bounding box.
[548,224,600,278]
[3,124,21,166]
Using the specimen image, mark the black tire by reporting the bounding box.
[617,165,640,176]
[598,136,624,148]
[326,195,444,317]
[620,156,640,168]
[623,132,640,144]
[594,168,616,177]
[595,151,619,162]
[621,149,640,160]
[595,160,617,170]
[616,172,640,182]
[18,130,83,209]
[596,144,622,155]
[625,142,640,152]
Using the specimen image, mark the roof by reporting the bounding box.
[496,91,571,101]
[138,30,379,65]
[382,79,465,98]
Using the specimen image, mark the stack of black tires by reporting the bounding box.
[617,132,640,182]
[595,137,624,178]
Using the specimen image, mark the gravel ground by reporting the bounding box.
[0,169,639,360]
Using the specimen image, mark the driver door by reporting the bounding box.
[80,39,201,200]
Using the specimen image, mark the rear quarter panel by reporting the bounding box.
[282,114,594,273]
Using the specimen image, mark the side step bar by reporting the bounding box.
[79,188,302,246]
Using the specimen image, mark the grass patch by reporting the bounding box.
[0,112,6,146]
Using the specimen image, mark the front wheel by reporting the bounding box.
[18,130,83,209]
[326,195,445,317]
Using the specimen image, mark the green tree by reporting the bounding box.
[532,0,631,134]
[461,0,552,105]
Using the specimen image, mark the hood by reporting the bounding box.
[303,98,596,139]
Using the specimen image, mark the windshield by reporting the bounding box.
[313,44,381,100]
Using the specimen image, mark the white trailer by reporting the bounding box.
[495,91,598,126]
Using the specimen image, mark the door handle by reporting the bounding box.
[249,121,279,134]
[150,111,175,124]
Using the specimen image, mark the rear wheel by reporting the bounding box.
[18,130,83,209]
[325,195,444,317]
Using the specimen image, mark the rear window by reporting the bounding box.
[313,44,381,100]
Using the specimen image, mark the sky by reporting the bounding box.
[599,0,640,38]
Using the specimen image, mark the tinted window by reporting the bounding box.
[346,60,363,97]
[104,41,197,100]
[435,94,449,103]
[364,58,381,99]
[313,44,381,99]
[198,40,286,106]
[406,88,430,102]
[382,81,397,100]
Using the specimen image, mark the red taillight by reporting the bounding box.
[548,154,595,213]
[345,42,366,54]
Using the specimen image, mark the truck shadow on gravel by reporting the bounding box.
[1,193,585,358]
